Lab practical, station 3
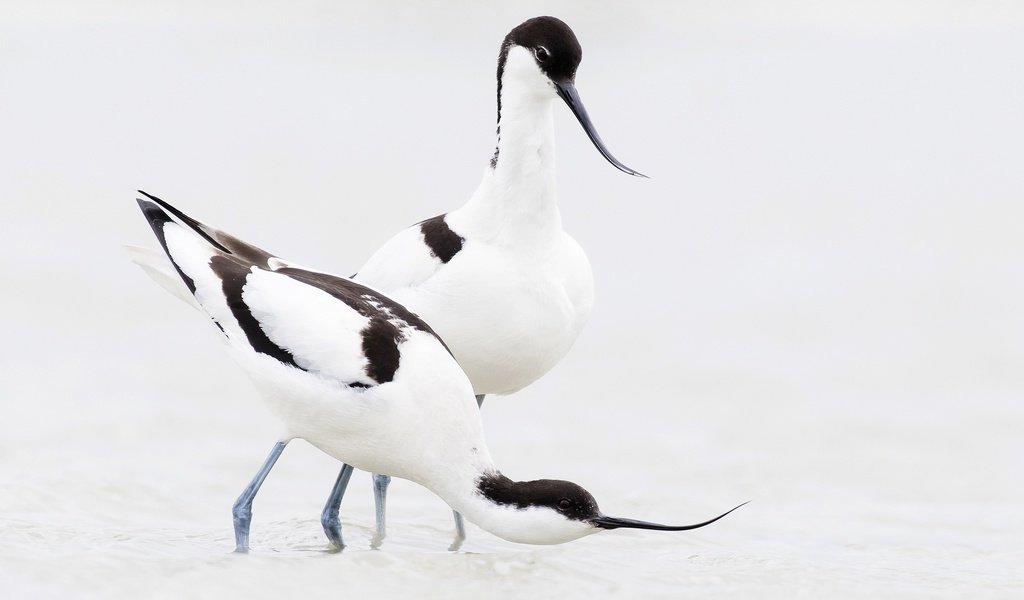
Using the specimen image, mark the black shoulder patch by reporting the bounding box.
[277,267,454,383]
[209,255,299,368]
[360,317,402,383]
[419,215,464,264]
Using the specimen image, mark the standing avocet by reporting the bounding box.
[130,16,648,548]
[134,195,744,549]
[345,14,650,544]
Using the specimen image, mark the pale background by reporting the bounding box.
[1,1,1022,598]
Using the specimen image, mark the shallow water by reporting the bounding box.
[3,352,1020,598]
[2,2,1023,598]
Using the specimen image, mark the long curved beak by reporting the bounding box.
[554,81,648,178]
[591,501,749,531]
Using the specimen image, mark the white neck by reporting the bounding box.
[407,455,524,540]
[490,89,557,192]
[453,47,562,242]
[426,467,593,545]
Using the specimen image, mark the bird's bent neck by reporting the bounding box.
[455,79,562,242]
[432,469,580,545]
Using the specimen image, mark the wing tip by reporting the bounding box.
[134,195,199,295]
[134,191,231,254]
[136,197,171,235]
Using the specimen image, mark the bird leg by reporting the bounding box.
[232,440,288,552]
[370,473,392,547]
[450,394,486,550]
[320,463,355,549]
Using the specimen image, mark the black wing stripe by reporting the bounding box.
[208,255,301,369]
[135,197,445,387]
[279,266,455,355]
[279,269,445,338]
[279,267,444,384]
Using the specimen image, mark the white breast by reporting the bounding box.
[357,226,594,395]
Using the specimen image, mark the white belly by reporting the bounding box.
[231,334,485,482]
[364,235,594,396]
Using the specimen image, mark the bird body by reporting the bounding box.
[353,40,597,395]
[135,195,744,547]
[129,16,735,549]
[142,198,496,528]
[130,15,640,546]
[360,215,593,396]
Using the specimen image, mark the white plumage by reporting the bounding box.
[131,16,659,545]
[135,195,745,548]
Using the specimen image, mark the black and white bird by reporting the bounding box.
[130,16,648,547]
[133,194,745,549]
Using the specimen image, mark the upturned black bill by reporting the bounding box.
[591,501,749,531]
[555,81,647,178]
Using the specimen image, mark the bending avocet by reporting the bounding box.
[134,195,744,549]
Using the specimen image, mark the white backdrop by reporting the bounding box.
[1,1,1022,598]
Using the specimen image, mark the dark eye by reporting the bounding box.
[534,46,550,62]
[558,498,572,510]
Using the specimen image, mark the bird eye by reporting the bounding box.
[558,498,572,510]
[534,46,550,62]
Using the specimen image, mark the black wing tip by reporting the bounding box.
[137,190,183,220]
[134,194,199,295]
[136,196,171,231]
[136,189,183,221]
[134,191,231,254]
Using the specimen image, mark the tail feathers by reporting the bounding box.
[124,244,202,310]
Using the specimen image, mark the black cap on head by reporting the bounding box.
[505,16,582,84]
[479,473,602,521]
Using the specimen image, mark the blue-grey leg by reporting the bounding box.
[371,473,392,545]
[320,463,354,549]
[232,440,288,552]
[321,467,392,547]
[450,394,487,550]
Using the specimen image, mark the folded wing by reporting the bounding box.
[136,195,449,388]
